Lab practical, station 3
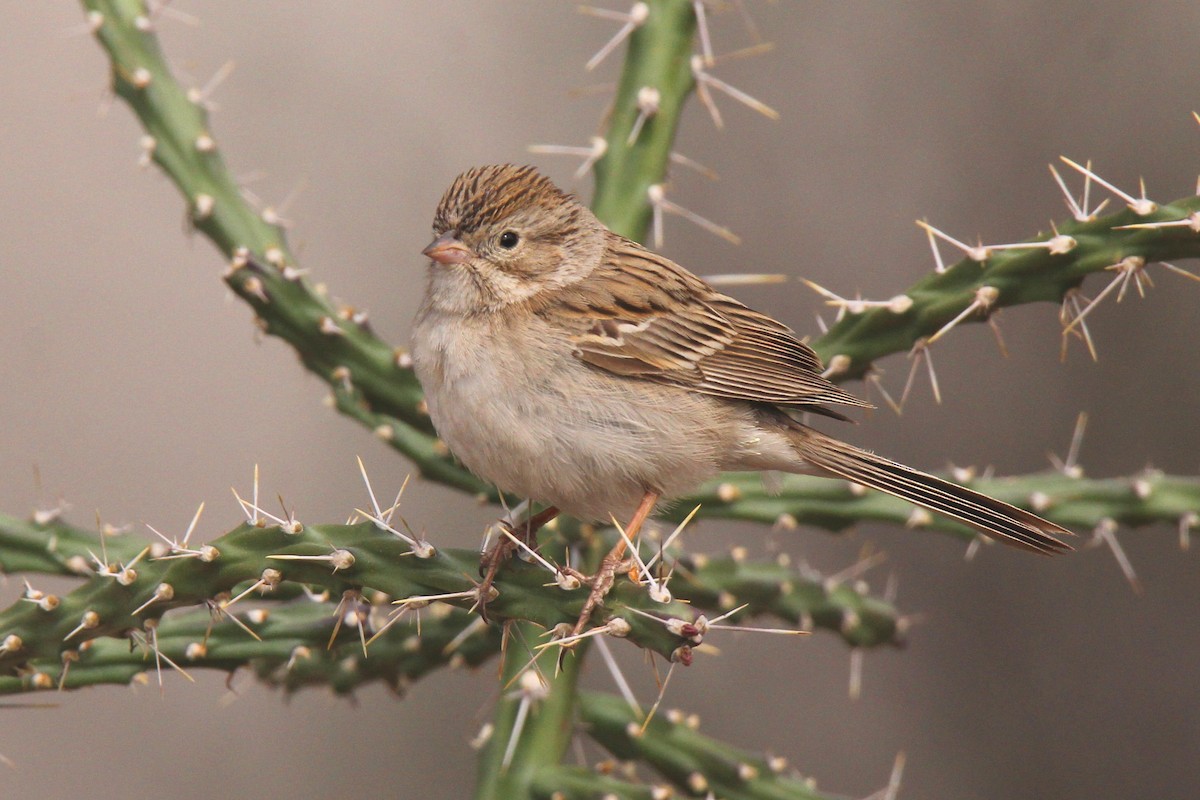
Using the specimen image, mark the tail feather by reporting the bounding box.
[801,431,1073,555]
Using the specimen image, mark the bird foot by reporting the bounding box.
[475,506,560,622]
[475,533,518,622]
[570,547,635,637]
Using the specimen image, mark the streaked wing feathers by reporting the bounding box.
[545,235,869,411]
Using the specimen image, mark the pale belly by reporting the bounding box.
[412,308,771,521]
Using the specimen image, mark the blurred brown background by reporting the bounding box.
[3,3,1199,798]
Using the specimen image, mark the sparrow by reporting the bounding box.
[412,165,1071,623]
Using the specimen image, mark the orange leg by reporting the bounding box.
[571,490,660,636]
[517,505,561,544]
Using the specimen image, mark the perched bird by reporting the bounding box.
[412,165,1071,620]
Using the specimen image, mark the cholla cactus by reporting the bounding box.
[1,2,1198,798]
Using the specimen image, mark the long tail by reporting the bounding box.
[797,429,1073,555]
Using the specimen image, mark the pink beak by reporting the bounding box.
[422,232,474,265]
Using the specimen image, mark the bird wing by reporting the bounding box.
[542,235,870,413]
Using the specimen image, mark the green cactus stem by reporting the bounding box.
[529,767,670,800]
[0,600,499,696]
[0,512,903,684]
[811,202,1200,380]
[580,691,835,800]
[590,0,697,241]
[675,468,1200,545]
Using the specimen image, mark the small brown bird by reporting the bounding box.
[412,165,1070,615]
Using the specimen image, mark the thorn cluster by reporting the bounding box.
[580,3,650,71]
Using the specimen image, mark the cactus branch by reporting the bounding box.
[0,511,904,686]
[529,766,668,800]
[0,600,500,696]
[811,195,1200,380]
[675,468,1200,545]
[580,691,835,799]
[472,623,582,800]
[589,0,697,241]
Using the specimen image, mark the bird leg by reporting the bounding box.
[477,505,559,620]
[571,490,660,636]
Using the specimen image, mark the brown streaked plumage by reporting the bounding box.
[412,164,1073,560]
[549,232,870,419]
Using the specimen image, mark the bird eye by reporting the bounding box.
[498,231,520,249]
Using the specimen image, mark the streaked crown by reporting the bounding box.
[433,164,575,236]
